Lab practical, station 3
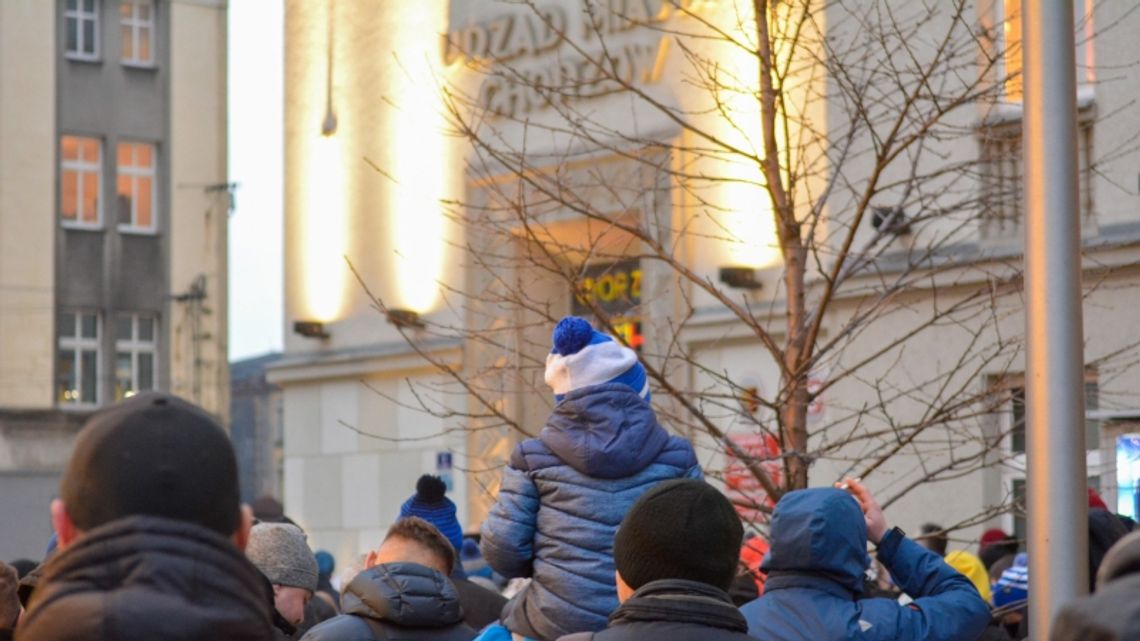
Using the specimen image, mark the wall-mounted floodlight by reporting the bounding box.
[718,266,764,290]
[293,320,330,339]
[386,309,424,329]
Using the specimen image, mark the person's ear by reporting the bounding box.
[232,504,254,551]
[615,570,635,603]
[364,550,379,569]
[51,499,81,549]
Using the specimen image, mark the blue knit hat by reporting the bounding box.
[399,475,464,554]
[992,552,1028,608]
[544,316,649,403]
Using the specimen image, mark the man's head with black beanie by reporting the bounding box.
[613,479,743,600]
[51,392,252,550]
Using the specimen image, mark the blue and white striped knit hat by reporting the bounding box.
[992,552,1028,608]
[544,316,649,403]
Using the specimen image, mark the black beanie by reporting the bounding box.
[60,392,241,535]
[613,479,744,591]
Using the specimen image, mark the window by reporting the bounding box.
[58,311,100,406]
[996,374,1105,540]
[65,0,100,60]
[115,313,157,400]
[997,0,1095,103]
[120,0,154,66]
[979,121,1094,238]
[61,136,103,228]
[117,142,156,231]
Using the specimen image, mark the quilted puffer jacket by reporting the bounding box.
[480,383,702,641]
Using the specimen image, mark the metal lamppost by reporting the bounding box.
[1022,1,1089,637]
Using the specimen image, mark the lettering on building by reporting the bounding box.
[444,0,712,117]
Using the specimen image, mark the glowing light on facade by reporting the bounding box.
[304,133,347,321]
[388,5,450,314]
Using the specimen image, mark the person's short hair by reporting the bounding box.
[59,392,241,535]
[386,517,456,573]
[0,562,19,630]
[918,523,949,556]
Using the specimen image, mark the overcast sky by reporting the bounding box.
[227,1,284,361]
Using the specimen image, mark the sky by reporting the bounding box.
[227,1,284,361]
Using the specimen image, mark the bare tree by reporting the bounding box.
[351,0,1139,534]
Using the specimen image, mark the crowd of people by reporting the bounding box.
[1,316,1138,640]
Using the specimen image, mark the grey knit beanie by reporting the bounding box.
[246,523,318,592]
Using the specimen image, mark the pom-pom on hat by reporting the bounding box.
[399,474,464,554]
[544,316,649,403]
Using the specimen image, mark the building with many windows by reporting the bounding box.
[273,0,1140,566]
[0,0,228,560]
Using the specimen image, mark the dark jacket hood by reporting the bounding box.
[761,488,870,593]
[19,515,275,641]
[1096,529,1140,585]
[341,562,465,628]
[541,383,669,478]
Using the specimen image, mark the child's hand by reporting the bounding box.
[835,477,888,544]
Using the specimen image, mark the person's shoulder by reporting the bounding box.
[301,613,375,641]
[657,434,698,467]
[510,437,558,472]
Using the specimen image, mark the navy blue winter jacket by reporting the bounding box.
[740,488,991,641]
[481,383,701,641]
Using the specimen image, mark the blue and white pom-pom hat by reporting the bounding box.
[544,316,650,403]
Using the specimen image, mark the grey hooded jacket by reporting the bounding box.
[300,563,476,641]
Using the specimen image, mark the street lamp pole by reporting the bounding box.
[1022,1,1089,637]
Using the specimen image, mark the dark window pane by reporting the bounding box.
[115,352,132,400]
[1086,381,1101,451]
[83,19,95,55]
[80,313,97,339]
[66,17,79,53]
[138,353,154,391]
[1012,478,1026,549]
[138,316,154,342]
[59,313,76,338]
[83,0,95,13]
[1012,387,1026,454]
[57,352,76,403]
[116,315,133,341]
[80,350,97,403]
[67,0,78,10]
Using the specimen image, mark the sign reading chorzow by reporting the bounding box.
[443,0,711,117]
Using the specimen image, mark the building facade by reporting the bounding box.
[275,0,1140,564]
[0,0,228,560]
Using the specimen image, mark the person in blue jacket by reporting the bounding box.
[479,316,702,641]
[741,479,991,641]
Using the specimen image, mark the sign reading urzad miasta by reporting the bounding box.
[443,0,710,117]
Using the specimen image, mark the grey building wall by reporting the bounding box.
[55,0,171,403]
[0,409,87,561]
[230,353,284,503]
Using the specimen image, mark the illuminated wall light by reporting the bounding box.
[388,5,449,314]
[713,2,782,270]
[303,132,348,322]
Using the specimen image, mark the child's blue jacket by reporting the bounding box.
[480,383,702,641]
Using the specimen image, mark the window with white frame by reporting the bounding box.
[995,374,1104,543]
[120,0,155,66]
[117,142,156,231]
[61,136,103,228]
[65,0,101,60]
[979,120,1094,239]
[58,311,101,406]
[115,313,156,400]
